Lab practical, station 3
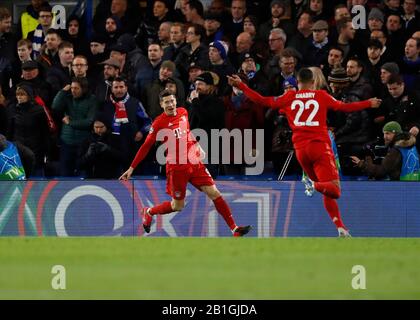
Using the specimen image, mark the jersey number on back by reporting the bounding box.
[291,99,320,127]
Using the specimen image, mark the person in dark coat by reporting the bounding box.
[99,77,152,168]
[187,72,225,177]
[78,113,123,179]
[6,83,49,175]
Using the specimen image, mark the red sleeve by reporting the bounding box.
[238,82,288,110]
[130,122,158,169]
[322,91,371,112]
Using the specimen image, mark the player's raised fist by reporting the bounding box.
[369,98,382,108]
[227,75,242,87]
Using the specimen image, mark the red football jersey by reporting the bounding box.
[238,83,371,149]
[130,107,201,170]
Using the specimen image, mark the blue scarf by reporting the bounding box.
[32,24,44,59]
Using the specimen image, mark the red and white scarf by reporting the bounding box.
[110,94,130,124]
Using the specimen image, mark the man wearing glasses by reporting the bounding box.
[27,3,54,58]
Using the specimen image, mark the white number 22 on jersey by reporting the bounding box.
[291,99,320,127]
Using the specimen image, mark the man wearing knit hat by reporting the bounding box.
[380,62,400,84]
[368,8,385,31]
[351,121,420,181]
[208,40,235,95]
[328,67,350,96]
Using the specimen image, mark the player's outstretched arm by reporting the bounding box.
[227,75,279,109]
[327,91,382,112]
[119,167,134,180]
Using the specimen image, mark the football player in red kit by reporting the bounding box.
[228,68,382,237]
[119,89,251,237]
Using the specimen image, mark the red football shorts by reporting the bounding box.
[166,163,215,200]
[295,141,339,182]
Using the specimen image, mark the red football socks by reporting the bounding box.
[314,181,341,199]
[323,196,346,229]
[213,196,237,231]
[149,201,174,215]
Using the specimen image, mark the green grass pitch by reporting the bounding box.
[0,238,419,299]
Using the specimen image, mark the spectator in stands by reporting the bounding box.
[18,0,49,40]
[308,0,328,22]
[104,15,123,49]
[335,17,357,62]
[163,77,185,106]
[224,0,247,41]
[78,114,122,179]
[135,43,164,95]
[87,34,109,86]
[208,40,235,95]
[346,56,373,100]
[367,8,385,32]
[46,41,74,97]
[351,121,420,181]
[223,74,265,175]
[6,83,49,176]
[95,58,121,104]
[386,14,406,59]
[303,20,331,67]
[370,29,395,63]
[400,37,420,91]
[185,62,204,100]
[136,0,172,53]
[235,31,254,55]
[327,68,373,175]
[265,28,287,80]
[19,60,52,107]
[109,42,139,96]
[288,11,314,54]
[270,48,298,95]
[380,74,420,146]
[71,55,89,79]
[0,7,16,97]
[322,46,344,80]
[243,15,259,41]
[163,22,186,61]
[158,22,173,50]
[259,0,295,41]
[62,15,89,57]
[142,60,184,119]
[364,39,385,97]
[27,3,54,59]
[203,12,224,45]
[188,72,225,177]
[380,62,400,85]
[0,7,17,67]
[383,0,404,17]
[52,77,98,176]
[238,52,270,95]
[36,28,61,75]
[100,77,152,168]
[174,24,209,85]
[183,0,205,25]
[92,0,139,36]
[402,0,420,39]
[11,39,33,86]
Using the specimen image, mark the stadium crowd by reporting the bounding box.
[0,0,419,180]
